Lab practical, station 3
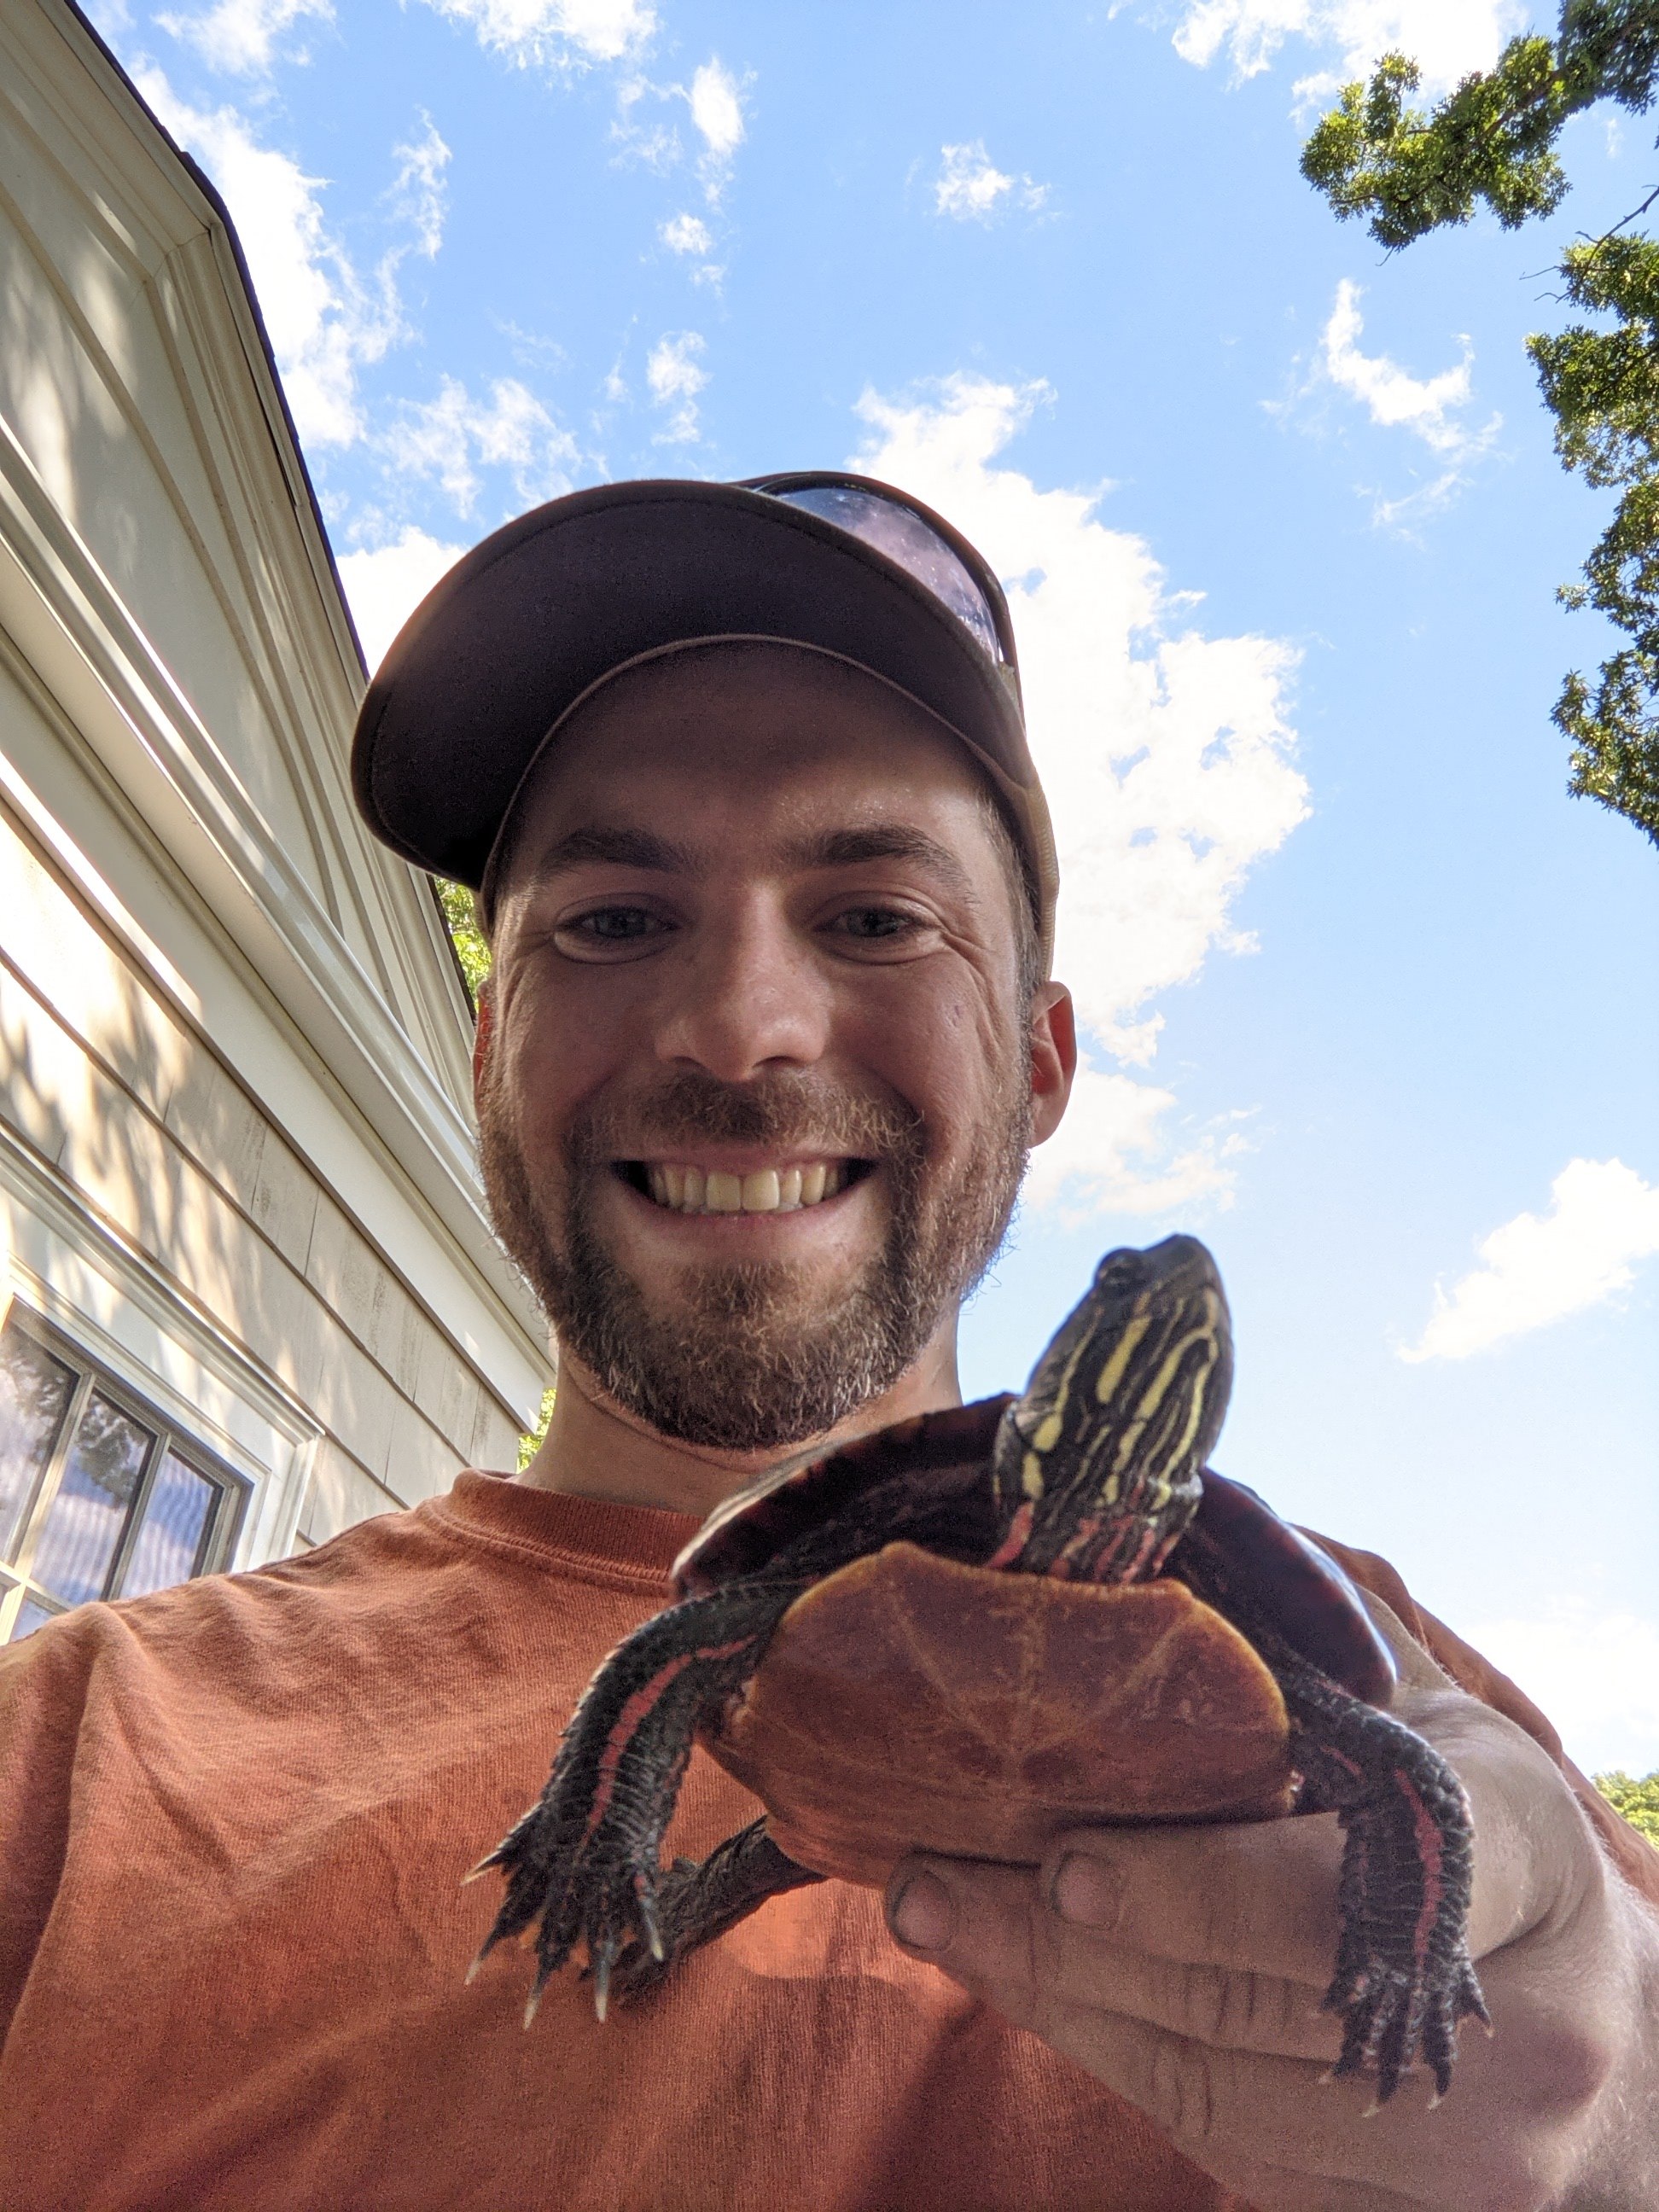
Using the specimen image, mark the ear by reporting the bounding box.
[472,978,495,1103]
[1028,982,1076,1147]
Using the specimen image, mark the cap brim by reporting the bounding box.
[350,479,1057,960]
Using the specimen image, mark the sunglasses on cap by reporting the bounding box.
[741,473,1017,678]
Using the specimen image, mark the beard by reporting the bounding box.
[478,1057,1029,1453]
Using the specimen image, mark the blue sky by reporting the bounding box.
[88,0,1658,1771]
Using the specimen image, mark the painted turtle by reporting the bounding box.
[474,1235,1487,2105]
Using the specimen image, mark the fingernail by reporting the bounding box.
[888,1870,957,1953]
[1052,1850,1121,1928]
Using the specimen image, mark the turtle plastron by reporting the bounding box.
[716,1544,1296,1887]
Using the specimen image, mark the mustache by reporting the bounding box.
[569,1068,923,1166]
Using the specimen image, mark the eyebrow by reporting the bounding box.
[779,824,975,896]
[523,820,976,897]
[521,826,699,887]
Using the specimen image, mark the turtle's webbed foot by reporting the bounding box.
[475,1794,673,2021]
[607,1819,825,2004]
[1280,1659,1489,2107]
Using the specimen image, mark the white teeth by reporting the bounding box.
[640,1160,854,1214]
[705,1170,742,1213]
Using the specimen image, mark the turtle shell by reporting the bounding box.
[675,1398,1011,1599]
[682,1405,1394,1889]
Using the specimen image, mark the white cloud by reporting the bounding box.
[1322,283,1476,451]
[611,77,682,171]
[337,526,466,671]
[658,211,722,286]
[1309,278,1500,522]
[688,58,745,160]
[614,56,748,202]
[1460,1602,1659,1776]
[689,57,748,202]
[1400,1158,1659,1363]
[1172,0,1527,100]
[934,141,1049,224]
[853,374,1307,1216]
[646,331,707,443]
[1022,1067,1249,1223]
[157,0,331,73]
[660,212,713,255]
[137,68,405,447]
[417,0,654,68]
[384,375,579,515]
[387,114,451,261]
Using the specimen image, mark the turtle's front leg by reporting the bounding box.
[471,1579,806,2017]
[1275,1656,1490,2107]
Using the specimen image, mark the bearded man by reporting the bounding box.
[2,477,1656,2211]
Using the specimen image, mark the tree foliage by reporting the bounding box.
[517,1386,557,1470]
[1595,1766,1659,1841]
[1301,0,1659,847]
[433,882,555,1462]
[436,877,491,1002]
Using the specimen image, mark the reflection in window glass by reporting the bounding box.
[9,1593,60,1642]
[122,1451,215,1598]
[29,1389,153,1607]
[0,1324,73,1559]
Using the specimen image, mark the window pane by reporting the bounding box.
[9,1593,61,1641]
[29,1388,153,1607]
[120,1451,218,1599]
[0,1322,74,1560]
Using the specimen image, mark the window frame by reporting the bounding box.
[0,1302,249,1640]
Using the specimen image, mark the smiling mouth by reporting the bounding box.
[618,1161,871,1215]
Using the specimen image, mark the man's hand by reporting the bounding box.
[884,1605,1659,2209]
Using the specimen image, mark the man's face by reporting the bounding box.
[478,642,1069,1452]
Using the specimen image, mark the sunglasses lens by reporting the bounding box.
[760,481,1005,667]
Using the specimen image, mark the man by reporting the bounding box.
[2,476,1656,2209]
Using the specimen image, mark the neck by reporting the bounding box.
[515,1323,965,1520]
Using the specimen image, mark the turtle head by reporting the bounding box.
[988,1234,1233,1580]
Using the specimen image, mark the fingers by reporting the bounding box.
[883,1853,1557,2200]
[1033,1811,1346,1986]
[888,1858,1342,2064]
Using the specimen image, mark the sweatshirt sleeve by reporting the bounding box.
[0,1620,95,2043]
[1310,1534,1659,1912]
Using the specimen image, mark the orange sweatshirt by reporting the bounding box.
[1,1470,1652,2212]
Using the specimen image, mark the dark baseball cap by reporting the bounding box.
[349,473,1060,968]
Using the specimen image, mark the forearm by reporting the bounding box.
[1559,1874,1659,2208]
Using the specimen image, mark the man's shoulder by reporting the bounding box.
[0,1487,471,1708]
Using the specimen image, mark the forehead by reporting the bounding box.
[498,643,1001,875]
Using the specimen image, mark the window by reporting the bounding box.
[0,1304,247,1643]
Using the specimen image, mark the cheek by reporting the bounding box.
[842,981,1015,1140]
[494,970,622,1157]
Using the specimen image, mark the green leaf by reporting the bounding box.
[1301,0,1659,849]
[1594,1767,1659,1842]
[518,1386,556,1471]
[437,877,492,1001]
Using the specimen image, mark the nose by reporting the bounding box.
[654,898,832,1082]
